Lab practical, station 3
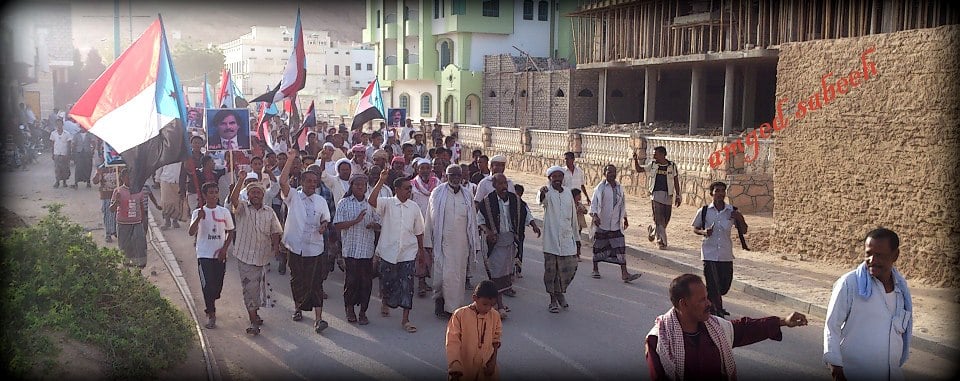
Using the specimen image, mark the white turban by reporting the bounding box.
[323,142,335,150]
[416,158,432,167]
[244,172,260,182]
[335,158,352,170]
[546,165,565,177]
[490,155,507,164]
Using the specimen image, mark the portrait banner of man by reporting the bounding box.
[103,142,125,167]
[388,108,406,129]
[205,108,251,151]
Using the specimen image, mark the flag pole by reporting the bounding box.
[228,150,234,187]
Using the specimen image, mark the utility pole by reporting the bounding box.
[114,0,120,59]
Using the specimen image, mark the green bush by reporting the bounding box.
[1,204,195,379]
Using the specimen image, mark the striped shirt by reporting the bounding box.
[333,195,379,259]
[231,200,283,266]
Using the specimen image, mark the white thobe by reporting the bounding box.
[425,184,479,313]
[824,269,910,381]
[539,186,580,256]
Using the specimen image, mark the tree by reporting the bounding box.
[79,49,107,92]
[171,42,225,87]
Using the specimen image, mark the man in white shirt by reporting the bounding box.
[562,151,590,205]
[156,162,182,229]
[279,148,333,334]
[691,182,747,318]
[473,155,516,203]
[333,173,381,326]
[188,182,235,329]
[49,119,73,188]
[537,166,581,313]
[368,168,426,333]
[227,174,282,335]
[824,228,912,381]
[589,165,641,283]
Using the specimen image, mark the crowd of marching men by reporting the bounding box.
[93,114,912,381]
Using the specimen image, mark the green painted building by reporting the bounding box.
[363,0,576,124]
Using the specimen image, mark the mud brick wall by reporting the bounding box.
[772,25,960,286]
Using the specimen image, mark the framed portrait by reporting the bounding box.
[102,142,125,167]
[205,108,251,151]
[387,108,406,129]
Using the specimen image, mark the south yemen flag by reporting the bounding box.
[351,77,385,131]
[68,17,188,193]
[251,9,306,104]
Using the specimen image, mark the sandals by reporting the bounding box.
[346,308,358,323]
[205,317,217,329]
[418,288,427,297]
[647,225,656,242]
[381,305,390,317]
[358,314,370,325]
[497,308,509,319]
[292,310,303,321]
[503,289,517,297]
[315,320,328,334]
[591,271,601,279]
[548,303,560,313]
[623,273,642,283]
[557,294,569,309]
[403,321,418,333]
[245,324,261,335]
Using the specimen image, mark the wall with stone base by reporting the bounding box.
[772,25,960,286]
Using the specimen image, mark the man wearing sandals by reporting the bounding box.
[369,168,427,332]
[589,165,642,283]
[333,173,380,326]
[279,148,333,334]
[478,174,541,318]
[537,166,580,313]
[424,165,480,319]
[189,182,235,329]
[227,171,282,335]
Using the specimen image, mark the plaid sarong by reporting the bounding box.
[592,229,627,265]
[543,253,578,295]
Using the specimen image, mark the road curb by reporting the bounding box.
[531,218,958,359]
[146,214,221,381]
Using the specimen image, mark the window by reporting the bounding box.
[434,0,440,19]
[404,6,410,21]
[325,64,328,75]
[367,64,373,70]
[482,0,499,17]
[523,0,534,20]
[356,63,362,70]
[334,65,339,76]
[488,90,496,97]
[537,1,549,21]
[266,48,272,52]
[520,90,527,97]
[250,48,255,52]
[439,40,452,68]
[399,94,409,110]
[403,48,410,64]
[282,49,288,53]
[283,37,290,41]
[420,93,432,115]
[578,89,593,97]
[555,89,565,97]
[452,0,466,15]
[334,51,339,54]
[345,51,350,55]
[345,66,350,76]
[377,10,381,25]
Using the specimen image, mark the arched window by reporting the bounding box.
[488,90,497,97]
[399,94,410,110]
[523,0,534,20]
[520,90,527,97]
[439,40,452,69]
[537,1,549,21]
[578,89,593,97]
[420,93,432,116]
[611,89,624,97]
[555,89,565,97]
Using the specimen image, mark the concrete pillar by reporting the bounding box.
[688,65,703,135]
[598,69,608,126]
[481,124,491,149]
[722,63,736,135]
[741,64,756,132]
[643,67,658,124]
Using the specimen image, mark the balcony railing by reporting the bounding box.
[490,127,523,153]
[529,129,568,157]
[579,132,632,165]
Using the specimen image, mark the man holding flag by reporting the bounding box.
[352,78,386,133]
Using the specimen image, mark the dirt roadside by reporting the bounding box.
[0,161,205,379]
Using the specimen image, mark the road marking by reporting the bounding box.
[239,338,309,380]
[583,288,654,308]
[521,332,600,381]
[301,333,414,379]
[265,335,298,352]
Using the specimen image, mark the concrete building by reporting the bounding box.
[218,26,372,114]
[5,1,75,121]
[567,0,959,135]
[362,0,577,124]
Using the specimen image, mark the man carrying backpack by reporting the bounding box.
[691,181,747,318]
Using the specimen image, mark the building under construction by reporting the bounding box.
[558,0,959,133]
